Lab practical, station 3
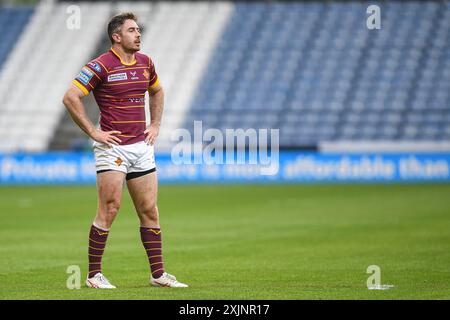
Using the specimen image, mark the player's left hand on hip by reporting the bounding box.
[144,124,159,146]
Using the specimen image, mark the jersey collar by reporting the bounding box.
[110,48,137,66]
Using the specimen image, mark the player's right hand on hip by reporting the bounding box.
[91,129,122,147]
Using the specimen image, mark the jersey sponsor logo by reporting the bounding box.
[129,97,145,103]
[76,67,94,85]
[81,67,93,77]
[89,62,102,73]
[107,72,128,82]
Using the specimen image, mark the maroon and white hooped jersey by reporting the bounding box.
[73,48,159,145]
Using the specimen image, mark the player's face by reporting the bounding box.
[118,19,141,52]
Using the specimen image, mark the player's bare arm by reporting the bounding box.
[145,83,164,146]
[62,84,122,147]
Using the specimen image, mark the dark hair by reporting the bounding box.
[107,12,138,44]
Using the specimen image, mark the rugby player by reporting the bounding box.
[62,12,188,289]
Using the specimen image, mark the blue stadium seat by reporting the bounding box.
[186,2,450,147]
[0,6,34,71]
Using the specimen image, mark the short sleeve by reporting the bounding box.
[148,57,159,90]
[72,60,105,95]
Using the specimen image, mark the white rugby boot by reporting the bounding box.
[150,272,188,288]
[85,273,116,289]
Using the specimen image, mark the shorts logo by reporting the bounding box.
[108,72,128,82]
[88,62,102,73]
[115,157,123,166]
[76,68,93,85]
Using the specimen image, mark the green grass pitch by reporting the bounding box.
[1,184,449,300]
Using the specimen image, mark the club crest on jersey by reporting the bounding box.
[88,62,102,73]
[143,69,150,79]
[107,72,128,82]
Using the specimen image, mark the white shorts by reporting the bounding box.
[93,141,156,180]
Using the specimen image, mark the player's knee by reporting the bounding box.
[96,200,119,228]
[143,203,158,220]
[105,200,121,218]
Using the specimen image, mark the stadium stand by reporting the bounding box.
[186,1,450,149]
[0,6,34,71]
[48,1,233,152]
[138,1,233,152]
[0,1,111,152]
[0,1,448,152]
